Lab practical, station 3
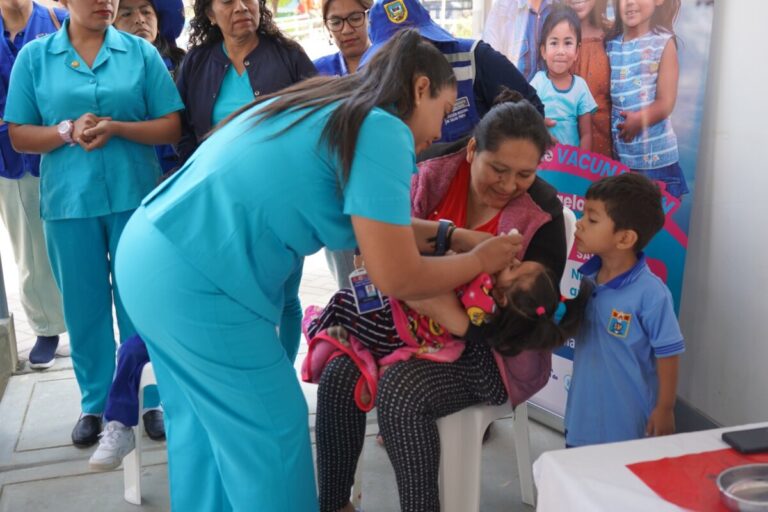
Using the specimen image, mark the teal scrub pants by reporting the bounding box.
[115,208,318,512]
[44,211,159,414]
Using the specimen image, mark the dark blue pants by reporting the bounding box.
[103,334,156,426]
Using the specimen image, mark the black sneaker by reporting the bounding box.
[143,410,166,441]
[72,414,102,448]
[29,335,59,370]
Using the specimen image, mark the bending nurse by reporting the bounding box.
[114,29,522,511]
[5,0,183,446]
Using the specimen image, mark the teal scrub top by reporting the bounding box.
[4,21,184,220]
[141,102,417,324]
[211,44,257,126]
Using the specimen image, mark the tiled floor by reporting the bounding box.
[0,231,565,511]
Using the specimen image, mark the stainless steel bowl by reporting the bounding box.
[718,464,768,511]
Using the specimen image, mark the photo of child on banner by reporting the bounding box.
[527,0,715,419]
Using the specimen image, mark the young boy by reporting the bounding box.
[564,172,684,447]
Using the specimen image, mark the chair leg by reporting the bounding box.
[123,442,141,505]
[124,365,151,505]
[512,402,536,506]
[438,411,484,512]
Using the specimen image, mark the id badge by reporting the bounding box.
[349,267,385,315]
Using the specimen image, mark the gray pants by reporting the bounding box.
[0,174,65,335]
[323,248,356,290]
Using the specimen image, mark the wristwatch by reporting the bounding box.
[434,219,456,256]
[57,120,74,146]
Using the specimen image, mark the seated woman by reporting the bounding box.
[314,90,567,512]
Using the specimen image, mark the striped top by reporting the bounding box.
[607,30,678,169]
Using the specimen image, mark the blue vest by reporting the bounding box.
[433,38,480,144]
[0,3,67,179]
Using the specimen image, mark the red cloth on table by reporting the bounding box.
[627,448,768,511]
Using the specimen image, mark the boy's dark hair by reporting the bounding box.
[586,172,666,251]
[486,265,566,356]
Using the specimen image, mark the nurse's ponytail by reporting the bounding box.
[229,29,456,187]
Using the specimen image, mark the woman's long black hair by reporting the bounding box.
[154,32,186,75]
[220,29,457,186]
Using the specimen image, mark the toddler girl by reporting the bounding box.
[303,259,566,409]
[531,4,598,151]
[607,0,687,197]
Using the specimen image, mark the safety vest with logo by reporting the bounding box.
[434,38,480,144]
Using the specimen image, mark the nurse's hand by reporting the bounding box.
[81,119,115,151]
[72,113,107,146]
[469,233,523,275]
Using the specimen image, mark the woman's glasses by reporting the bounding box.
[324,11,367,32]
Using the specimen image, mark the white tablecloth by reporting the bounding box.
[533,421,768,511]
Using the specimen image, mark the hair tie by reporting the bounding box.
[535,306,546,316]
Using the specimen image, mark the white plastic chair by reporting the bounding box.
[562,206,577,259]
[123,362,155,505]
[438,400,535,510]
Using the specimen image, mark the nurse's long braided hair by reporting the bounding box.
[218,29,456,187]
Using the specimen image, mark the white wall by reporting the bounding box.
[678,0,768,425]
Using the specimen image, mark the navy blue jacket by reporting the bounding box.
[175,36,316,164]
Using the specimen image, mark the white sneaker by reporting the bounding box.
[89,421,135,471]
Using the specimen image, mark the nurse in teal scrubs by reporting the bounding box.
[115,29,522,511]
[5,0,183,447]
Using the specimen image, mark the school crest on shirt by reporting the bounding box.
[607,309,631,338]
[384,0,408,23]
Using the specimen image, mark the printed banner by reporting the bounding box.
[527,0,716,420]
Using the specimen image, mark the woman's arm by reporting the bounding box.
[411,218,494,254]
[618,40,679,142]
[353,216,520,300]
[8,124,65,154]
[81,112,182,151]
[174,52,199,165]
[8,112,108,154]
[578,112,593,152]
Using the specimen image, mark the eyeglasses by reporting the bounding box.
[324,11,367,32]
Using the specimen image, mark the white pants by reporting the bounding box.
[0,173,65,336]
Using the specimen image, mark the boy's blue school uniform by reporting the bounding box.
[565,253,685,447]
[4,21,183,414]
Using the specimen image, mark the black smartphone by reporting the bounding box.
[722,427,768,454]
